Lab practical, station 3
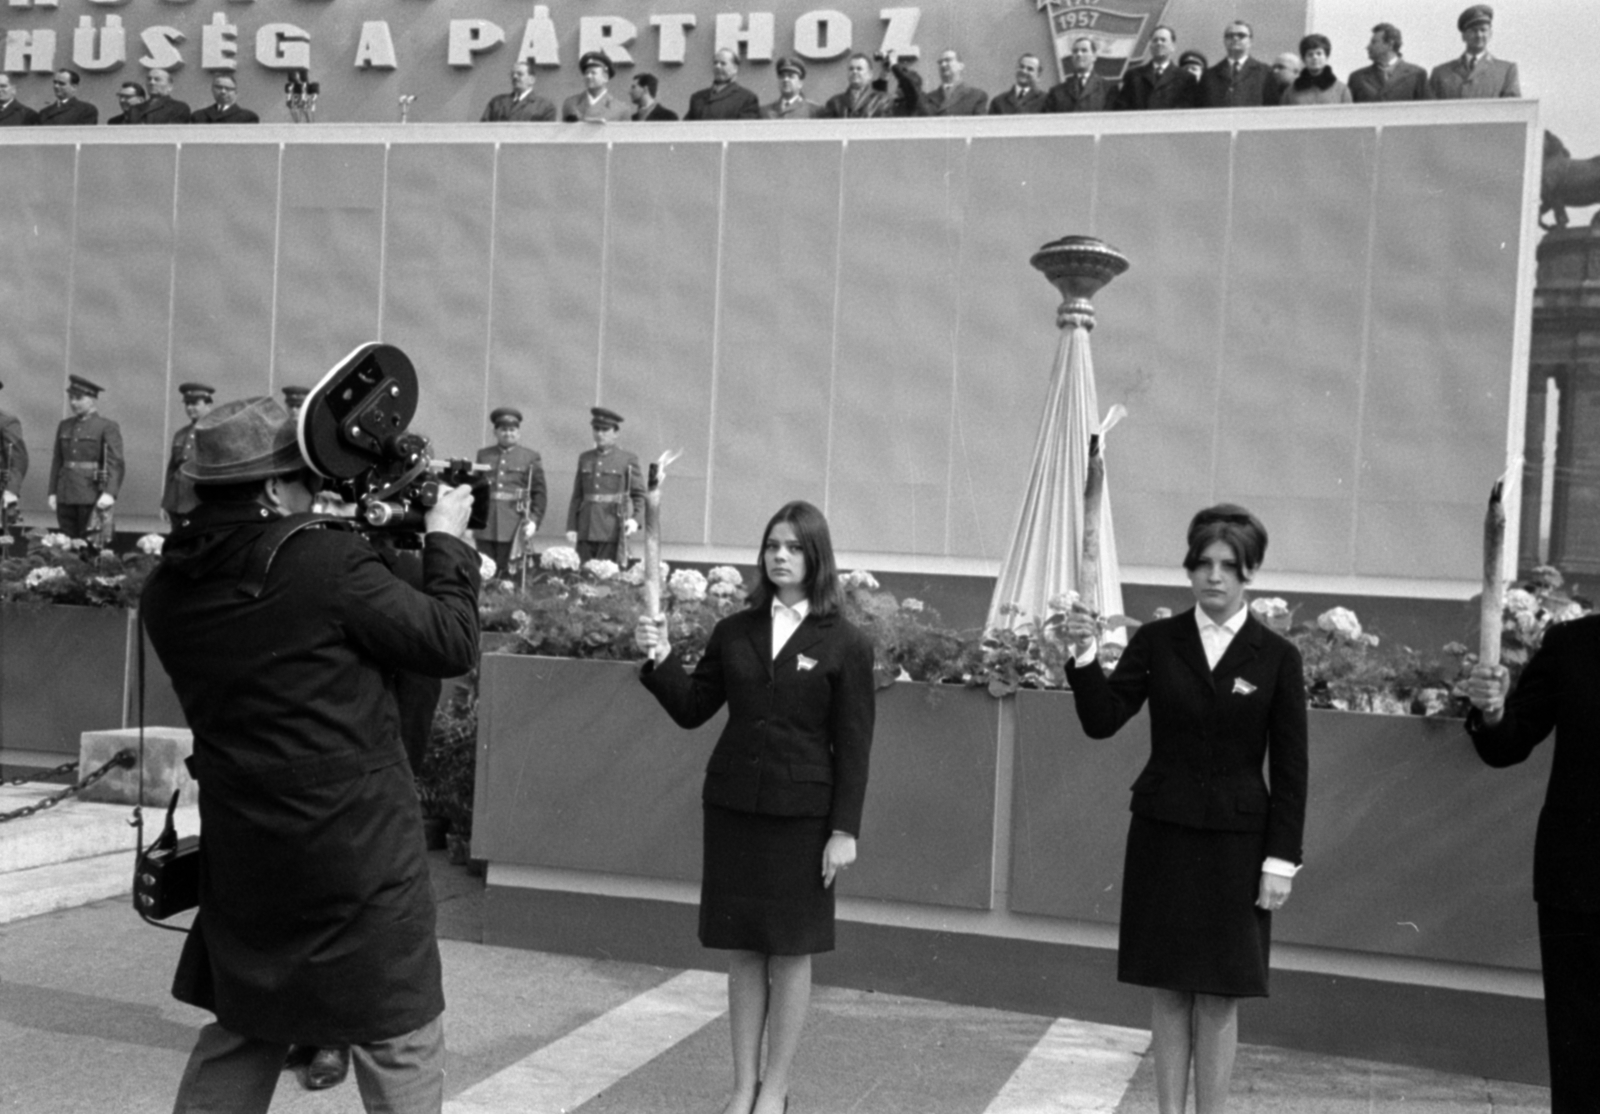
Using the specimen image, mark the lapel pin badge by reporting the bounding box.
[1233,677,1257,696]
[796,654,818,672]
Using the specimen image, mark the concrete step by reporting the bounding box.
[1,783,199,874]
[0,850,137,925]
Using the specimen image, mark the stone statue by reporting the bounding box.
[1542,132,1600,228]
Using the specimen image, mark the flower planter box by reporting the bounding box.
[0,604,188,758]
[475,655,1000,909]
[1009,691,1546,971]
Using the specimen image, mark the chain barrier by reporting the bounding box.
[3,758,82,788]
[0,750,136,824]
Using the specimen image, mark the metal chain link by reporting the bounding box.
[3,759,81,788]
[0,749,136,823]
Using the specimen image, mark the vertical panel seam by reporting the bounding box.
[376,142,391,339]
[267,143,286,388]
[595,142,613,405]
[482,142,501,427]
[1207,131,1237,497]
[163,145,182,459]
[943,136,971,557]
[63,144,80,385]
[823,139,848,517]
[702,140,729,545]
[1350,126,1383,576]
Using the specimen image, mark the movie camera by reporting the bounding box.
[298,342,489,538]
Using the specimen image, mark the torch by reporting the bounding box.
[1479,477,1506,669]
[643,449,683,628]
[1077,404,1127,608]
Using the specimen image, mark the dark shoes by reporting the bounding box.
[304,1045,351,1090]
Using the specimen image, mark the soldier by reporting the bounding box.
[565,407,644,564]
[47,375,124,541]
[281,386,309,420]
[474,407,546,579]
[162,382,215,522]
[0,379,28,532]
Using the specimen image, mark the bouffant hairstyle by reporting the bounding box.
[747,500,843,617]
[1183,504,1268,577]
[1299,33,1333,59]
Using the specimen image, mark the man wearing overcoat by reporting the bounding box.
[1043,37,1118,114]
[561,52,634,123]
[1116,26,1197,110]
[481,62,556,122]
[0,379,27,522]
[0,74,40,126]
[1428,5,1519,100]
[988,54,1048,114]
[925,50,988,115]
[48,375,123,540]
[762,57,823,119]
[1348,23,1431,103]
[685,48,761,120]
[141,68,193,124]
[565,407,643,564]
[1198,22,1279,108]
[162,382,215,520]
[474,407,546,577]
[38,69,97,125]
[142,396,480,1113]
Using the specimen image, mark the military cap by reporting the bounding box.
[490,406,523,428]
[280,385,309,404]
[589,406,624,430]
[1177,49,1209,71]
[1458,4,1493,30]
[775,56,807,79]
[66,374,104,398]
[178,381,216,403]
[579,51,615,79]
[183,396,304,484]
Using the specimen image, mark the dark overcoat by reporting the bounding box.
[1043,74,1118,113]
[0,409,27,494]
[38,98,97,125]
[1064,609,1308,863]
[481,91,557,121]
[1115,61,1197,110]
[1198,57,1279,108]
[191,103,260,123]
[141,505,480,1045]
[987,86,1047,114]
[0,99,40,126]
[1347,60,1431,102]
[685,82,760,120]
[640,607,876,836]
[140,97,192,124]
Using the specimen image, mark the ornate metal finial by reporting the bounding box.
[1030,235,1130,330]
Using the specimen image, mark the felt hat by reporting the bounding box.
[182,396,304,484]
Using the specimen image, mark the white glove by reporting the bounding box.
[47,495,57,511]
[565,530,578,545]
[95,493,115,510]
[522,520,538,539]
[623,518,639,536]
[2,491,16,507]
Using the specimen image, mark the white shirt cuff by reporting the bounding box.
[1262,857,1300,878]
[1072,640,1099,668]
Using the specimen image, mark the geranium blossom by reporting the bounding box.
[583,559,620,581]
[1317,607,1363,640]
[668,568,708,604]
[136,533,165,556]
[540,546,581,572]
[24,566,68,589]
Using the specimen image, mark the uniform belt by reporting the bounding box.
[584,493,628,504]
[65,462,99,472]
[492,492,521,501]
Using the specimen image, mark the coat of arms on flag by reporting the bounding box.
[1036,0,1174,83]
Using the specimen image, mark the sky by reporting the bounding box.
[1310,0,1599,223]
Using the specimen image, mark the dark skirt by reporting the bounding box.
[1117,815,1272,998]
[700,804,835,955]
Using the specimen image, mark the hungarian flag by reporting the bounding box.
[1038,0,1174,82]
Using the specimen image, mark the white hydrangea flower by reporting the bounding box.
[841,569,879,590]
[1502,588,1537,616]
[39,532,75,552]
[91,575,126,588]
[583,558,621,581]
[619,561,647,586]
[1316,606,1363,640]
[901,598,926,612]
[668,568,708,603]
[135,533,165,556]
[1250,597,1290,619]
[707,565,744,587]
[24,566,68,589]
[708,580,740,599]
[540,546,581,572]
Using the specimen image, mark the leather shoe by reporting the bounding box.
[304,1046,350,1090]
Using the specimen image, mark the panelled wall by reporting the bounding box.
[0,103,1538,588]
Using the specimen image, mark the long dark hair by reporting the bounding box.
[746,500,843,617]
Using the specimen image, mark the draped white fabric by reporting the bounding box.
[986,323,1124,632]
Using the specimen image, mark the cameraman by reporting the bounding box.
[143,396,480,1114]
[875,50,931,116]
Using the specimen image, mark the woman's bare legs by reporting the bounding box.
[1150,989,1195,1114]
[724,951,768,1114]
[752,954,810,1114]
[1192,993,1239,1114]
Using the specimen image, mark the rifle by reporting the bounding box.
[0,430,17,541]
[87,430,115,549]
[507,462,535,585]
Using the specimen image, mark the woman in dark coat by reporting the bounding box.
[634,500,875,1114]
[1060,504,1308,1114]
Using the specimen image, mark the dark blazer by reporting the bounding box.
[1043,74,1117,113]
[481,91,556,122]
[636,102,679,121]
[641,606,876,836]
[191,103,260,123]
[1467,615,1600,911]
[1347,60,1431,102]
[0,99,40,126]
[925,82,988,115]
[1115,61,1197,110]
[1198,57,1279,108]
[1065,609,1308,863]
[1428,54,1520,99]
[38,98,97,125]
[988,86,1048,114]
[820,87,891,119]
[685,82,760,120]
[140,96,192,124]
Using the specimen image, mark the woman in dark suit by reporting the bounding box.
[634,500,875,1114]
[1060,504,1307,1114]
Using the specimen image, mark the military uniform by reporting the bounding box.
[474,442,546,576]
[162,383,215,518]
[566,408,644,564]
[0,407,27,497]
[49,377,124,540]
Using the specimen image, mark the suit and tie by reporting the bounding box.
[38,98,97,125]
[1198,57,1279,108]
[1065,608,1307,996]
[0,99,40,126]
[1043,73,1118,113]
[1428,53,1520,99]
[1347,60,1431,102]
[925,83,988,116]
[987,86,1048,115]
[1467,615,1600,1108]
[685,82,760,121]
[191,104,260,123]
[481,91,556,122]
[139,96,192,124]
[1115,60,1197,110]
